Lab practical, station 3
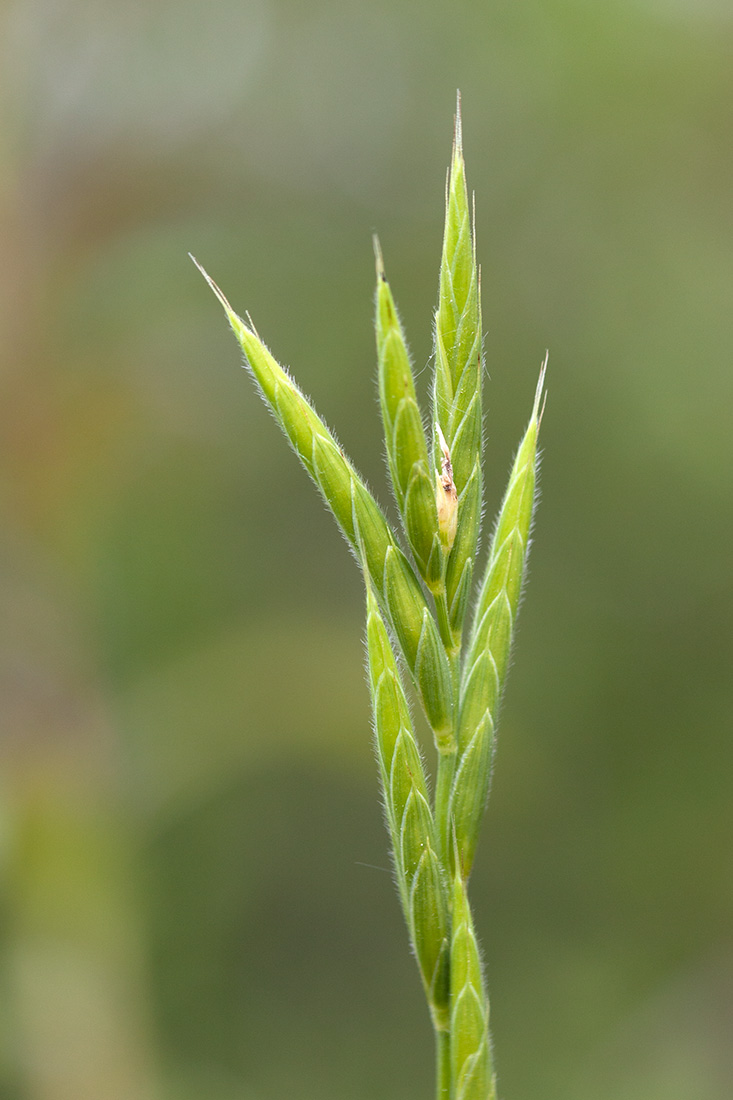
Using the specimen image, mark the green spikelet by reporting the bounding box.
[189,257,454,740]
[366,582,450,1028]
[432,95,483,640]
[450,359,546,876]
[450,870,496,1100]
[375,241,443,591]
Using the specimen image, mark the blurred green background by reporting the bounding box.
[1,1,732,1098]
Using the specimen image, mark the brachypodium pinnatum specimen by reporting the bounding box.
[193,99,545,1100]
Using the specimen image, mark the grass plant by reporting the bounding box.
[193,96,545,1100]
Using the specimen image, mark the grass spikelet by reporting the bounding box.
[365,582,450,1025]
[432,93,483,640]
[375,240,443,590]
[450,869,496,1100]
[451,357,547,876]
[190,254,453,734]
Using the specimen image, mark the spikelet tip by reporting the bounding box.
[454,90,463,157]
[372,234,386,282]
[189,253,254,338]
[533,351,549,426]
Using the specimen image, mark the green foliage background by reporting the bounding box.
[1,2,731,1098]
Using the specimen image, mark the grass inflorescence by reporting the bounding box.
[194,95,546,1100]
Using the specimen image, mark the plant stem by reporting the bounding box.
[435,1026,451,1100]
[435,746,457,865]
[432,584,460,662]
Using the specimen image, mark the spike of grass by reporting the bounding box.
[194,98,546,1100]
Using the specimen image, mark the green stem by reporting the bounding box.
[435,746,457,866]
[435,1025,451,1100]
[432,583,460,662]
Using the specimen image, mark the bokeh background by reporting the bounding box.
[1,1,732,1098]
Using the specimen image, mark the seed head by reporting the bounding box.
[194,102,548,1093]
